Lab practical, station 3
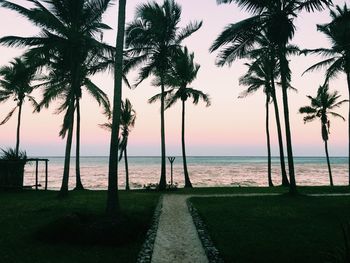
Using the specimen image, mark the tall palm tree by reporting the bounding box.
[239,59,276,187]
[236,33,295,186]
[0,57,39,156]
[210,0,332,193]
[149,47,211,188]
[38,59,111,188]
[124,0,202,190]
[303,4,350,184]
[299,84,347,186]
[101,98,136,191]
[106,0,127,216]
[0,0,113,197]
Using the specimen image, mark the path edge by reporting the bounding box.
[136,195,163,263]
[187,198,224,263]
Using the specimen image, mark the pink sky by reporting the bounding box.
[0,0,348,156]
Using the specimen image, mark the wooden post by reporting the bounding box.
[45,160,48,190]
[35,160,38,190]
[168,157,176,186]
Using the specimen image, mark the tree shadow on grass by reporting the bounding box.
[35,212,148,246]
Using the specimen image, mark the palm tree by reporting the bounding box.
[236,33,295,186]
[210,0,332,194]
[303,4,350,184]
[0,0,113,197]
[124,0,202,190]
[106,0,127,216]
[0,57,39,156]
[149,47,210,188]
[299,84,347,186]
[101,98,136,191]
[38,59,111,189]
[239,59,275,187]
[119,99,136,191]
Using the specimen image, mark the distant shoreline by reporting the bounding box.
[27,155,348,158]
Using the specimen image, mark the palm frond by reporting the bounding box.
[329,111,346,120]
[302,57,338,75]
[84,78,111,118]
[175,21,203,43]
[0,106,17,125]
[298,0,333,13]
[216,0,267,14]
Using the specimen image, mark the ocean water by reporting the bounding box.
[23,156,348,190]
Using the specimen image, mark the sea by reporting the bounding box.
[23,156,348,190]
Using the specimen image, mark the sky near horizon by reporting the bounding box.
[0,0,348,157]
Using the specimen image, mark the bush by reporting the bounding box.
[0,148,27,189]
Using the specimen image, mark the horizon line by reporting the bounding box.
[27,155,348,158]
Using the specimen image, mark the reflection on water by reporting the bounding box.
[24,156,348,190]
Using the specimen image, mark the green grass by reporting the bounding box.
[191,194,350,263]
[173,185,350,195]
[0,190,160,263]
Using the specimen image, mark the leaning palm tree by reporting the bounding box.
[0,0,114,197]
[302,4,350,184]
[0,57,39,157]
[299,84,347,186]
[124,0,202,190]
[210,0,332,194]
[239,59,276,187]
[149,47,210,188]
[101,98,136,191]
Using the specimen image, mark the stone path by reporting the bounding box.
[151,194,208,263]
[150,192,350,263]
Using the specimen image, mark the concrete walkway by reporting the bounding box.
[150,192,350,263]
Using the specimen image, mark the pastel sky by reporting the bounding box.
[0,0,348,157]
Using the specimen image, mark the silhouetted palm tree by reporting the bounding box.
[303,4,350,184]
[239,59,276,186]
[124,0,202,190]
[38,59,111,186]
[101,98,136,191]
[149,47,210,188]
[238,33,299,186]
[119,99,136,191]
[0,0,113,197]
[210,0,332,194]
[299,84,347,186]
[0,57,39,156]
[106,0,127,217]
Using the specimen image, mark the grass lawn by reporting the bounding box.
[174,185,350,195]
[191,194,350,263]
[0,190,160,263]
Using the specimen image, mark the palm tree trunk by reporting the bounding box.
[75,98,84,190]
[106,0,126,217]
[324,139,333,186]
[15,101,23,157]
[278,46,296,194]
[124,147,130,190]
[182,100,192,188]
[265,95,273,187]
[347,71,350,186]
[158,80,167,190]
[270,69,289,186]
[58,104,74,198]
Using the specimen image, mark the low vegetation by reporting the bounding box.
[191,194,350,263]
[0,190,160,263]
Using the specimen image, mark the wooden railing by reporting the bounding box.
[26,158,49,190]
